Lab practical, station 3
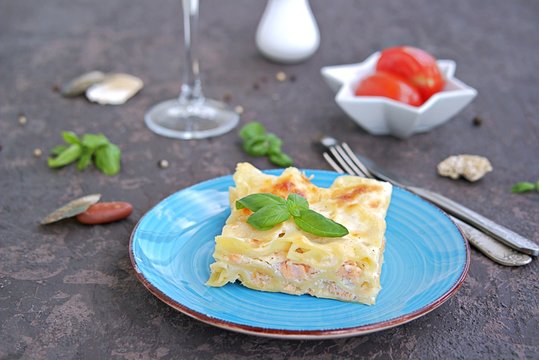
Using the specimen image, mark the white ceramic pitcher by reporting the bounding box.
[256,0,320,63]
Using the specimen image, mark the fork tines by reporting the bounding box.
[323,142,372,178]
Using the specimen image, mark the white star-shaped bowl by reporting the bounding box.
[321,52,478,138]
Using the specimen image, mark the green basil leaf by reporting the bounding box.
[94,143,121,176]
[62,131,81,145]
[511,182,535,193]
[76,148,93,171]
[244,136,269,157]
[286,194,309,217]
[536,181,539,191]
[269,152,293,167]
[236,193,286,211]
[247,204,290,231]
[239,122,266,140]
[267,133,282,155]
[47,144,82,168]
[50,145,67,156]
[293,209,349,238]
[82,133,109,150]
[287,194,309,210]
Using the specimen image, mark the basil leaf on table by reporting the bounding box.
[50,145,67,156]
[47,144,82,168]
[62,131,81,145]
[293,209,349,238]
[76,148,94,171]
[266,134,282,155]
[48,130,122,175]
[238,122,294,167]
[511,182,536,193]
[243,136,269,157]
[269,152,293,167]
[236,193,286,211]
[247,204,291,231]
[82,133,109,149]
[94,143,121,176]
[239,122,266,141]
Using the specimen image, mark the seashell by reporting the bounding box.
[40,194,101,225]
[85,73,143,105]
[61,71,107,97]
[437,155,493,182]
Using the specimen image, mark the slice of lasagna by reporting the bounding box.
[207,163,392,304]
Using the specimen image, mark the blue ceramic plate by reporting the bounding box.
[130,170,469,339]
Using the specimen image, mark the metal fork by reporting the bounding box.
[322,140,532,267]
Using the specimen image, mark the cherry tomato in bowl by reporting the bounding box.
[354,72,422,107]
[376,46,445,101]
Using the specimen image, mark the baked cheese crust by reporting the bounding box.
[207,163,392,304]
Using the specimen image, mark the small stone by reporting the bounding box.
[289,74,297,82]
[18,115,27,125]
[33,148,43,157]
[158,159,169,169]
[76,202,133,225]
[472,116,483,127]
[234,105,244,114]
[252,82,260,90]
[222,93,232,103]
[437,155,493,182]
[276,71,287,82]
[51,84,60,93]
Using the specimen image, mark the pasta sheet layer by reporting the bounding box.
[207,163,392,304]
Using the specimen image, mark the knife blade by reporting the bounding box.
[356,154,539,257]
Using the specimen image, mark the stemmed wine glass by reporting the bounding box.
[145,0,239,139]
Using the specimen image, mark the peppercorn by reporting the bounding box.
[158,159,169,169]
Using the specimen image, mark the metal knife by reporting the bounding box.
[452,217,531,266]
[355,154,538,257]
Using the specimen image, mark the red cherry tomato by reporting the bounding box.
[354,72,422,107]
[76,202,133,225]
[376,46,445,101]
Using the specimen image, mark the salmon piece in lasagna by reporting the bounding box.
[206,163,392,304]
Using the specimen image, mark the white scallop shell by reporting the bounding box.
[86,73,143,105]
[61,71,106,97]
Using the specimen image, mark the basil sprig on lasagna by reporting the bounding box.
[236,193,349,237]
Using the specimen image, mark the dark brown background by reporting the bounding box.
[1,0,538,358]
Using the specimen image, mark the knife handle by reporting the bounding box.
[408,186,539,256]
[452,217,532,266]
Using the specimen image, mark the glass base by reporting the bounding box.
[144,98,239,139]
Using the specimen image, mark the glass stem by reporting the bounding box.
[179,0,203,104]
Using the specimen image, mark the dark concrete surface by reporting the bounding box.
[1,0,538,359]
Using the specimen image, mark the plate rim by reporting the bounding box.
[129,169,470,339]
